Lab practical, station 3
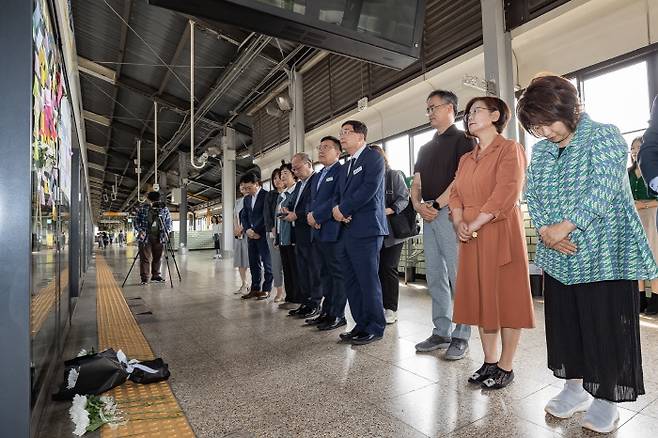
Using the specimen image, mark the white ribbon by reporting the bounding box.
[116,350,159,375]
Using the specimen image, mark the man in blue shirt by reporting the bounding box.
[134,191,172,285]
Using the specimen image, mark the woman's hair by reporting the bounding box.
[270,167,281,182]
[629,136,644,169]
[463,96,510,135]
[368,144,390,169]
[517,75,581,135]
[211,216,218,224]
[278,160,297,180]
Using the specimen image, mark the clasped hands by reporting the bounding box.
[306,212,321,230]
[245,228,260,239]
[455,221,479,242]
[280,207,297,222]
[332,206,352,224]
[538,221,577,255]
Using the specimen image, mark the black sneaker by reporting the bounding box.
[140,280,149,286]
[468,362,498,384]
[481,366,514,389]
[151,276,166,283]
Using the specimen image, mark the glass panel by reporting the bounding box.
[384,134,410,177]
[412,129,435,171]
[583,61,650,134]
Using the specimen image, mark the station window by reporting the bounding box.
[581,61,650,163]
[384,134,411,177]
[411,129,436,170]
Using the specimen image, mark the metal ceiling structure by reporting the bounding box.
[71,0,315,217]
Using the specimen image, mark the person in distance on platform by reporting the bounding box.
[521,75,657,434]
[211,215,223,259]
[276,162,301,310]
[449,96,535,390]
[134,190,172,285]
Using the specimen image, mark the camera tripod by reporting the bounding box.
[122,215,181,288]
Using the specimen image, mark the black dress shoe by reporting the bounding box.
[305,314,328,326]
[298,306,320,319]
[317,317,347,331]
[288,305,307,316]
[338,331,356,342]
[351,333,383,345]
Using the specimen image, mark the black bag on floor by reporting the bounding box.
[52,348,129,401]
[128,358,171,384]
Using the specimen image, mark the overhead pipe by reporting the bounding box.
[189,20,205,169]
[154,101,159,186]
[136,139,145,203]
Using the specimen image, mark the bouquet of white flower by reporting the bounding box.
[69,394,127,436]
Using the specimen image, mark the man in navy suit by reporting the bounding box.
[239,172,273,300]
[639,95,658,194]
[283,153,323,318]
[306,136,347,331]
[333,120,388,345]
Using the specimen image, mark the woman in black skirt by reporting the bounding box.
[520,75,658,434]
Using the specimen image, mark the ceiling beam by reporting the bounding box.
[121,34,273,211]
[86,142,106,154]
[83,110,111,127]
[88,162,105,172]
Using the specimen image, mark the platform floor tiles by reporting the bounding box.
[53,247,658,437]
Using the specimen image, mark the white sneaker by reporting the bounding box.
[384,309,398,324]
[582,399,620,434]
[545,380,592,419]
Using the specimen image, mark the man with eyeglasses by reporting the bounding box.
[306,136,347,331]
[412,90,476,359]
[284,152,322,319]
[332,120,388,345]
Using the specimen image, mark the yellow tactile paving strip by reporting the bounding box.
[96,255,195,438]
[31,269,68,337]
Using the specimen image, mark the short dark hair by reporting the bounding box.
[239,172,260,185]
[342,120,368,140]
[427,89,458,114]
[278,160,297,180]
[270,168,281,182]
[147,191,161,202]
[463,96,511,135]
[517,75,581,135]
[321,135,342,151]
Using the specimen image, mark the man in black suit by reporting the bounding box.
[239,172,273,300]
[306,136,347,331]
[639,95,658,194]
[283,152,323,318]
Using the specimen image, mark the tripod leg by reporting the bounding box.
[164,251,174,288]
[122,249,141,288]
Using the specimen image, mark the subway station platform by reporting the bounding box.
[36,247,658,438]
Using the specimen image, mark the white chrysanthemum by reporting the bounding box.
[66,368,79,389]
[69,395,90,436]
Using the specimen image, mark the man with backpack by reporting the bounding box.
[134,191,173,285]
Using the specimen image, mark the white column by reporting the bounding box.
[481,0,518,141]
[288,69,305,157]
[222,127,236,255]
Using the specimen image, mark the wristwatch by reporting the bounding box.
[424,200,441,210]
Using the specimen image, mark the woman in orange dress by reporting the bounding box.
[449,96,535,389]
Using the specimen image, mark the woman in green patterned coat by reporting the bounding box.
[519,75,658,434]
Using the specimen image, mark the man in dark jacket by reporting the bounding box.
[239,172,272,300]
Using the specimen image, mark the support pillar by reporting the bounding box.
[0,0,32,434]
[222,128,236,256]
[178,152,188,254]
[481,0,518,141]
[289,69,305,157]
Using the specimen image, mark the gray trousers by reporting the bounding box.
[267,235,284,288]
[423,209,471,341]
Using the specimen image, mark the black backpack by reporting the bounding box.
[147,207,161,237]
[385,170,420,239]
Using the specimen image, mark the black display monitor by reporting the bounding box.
[149,0,426,70]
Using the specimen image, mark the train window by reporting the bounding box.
[412,129,436,170]
[384,134,411,177]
